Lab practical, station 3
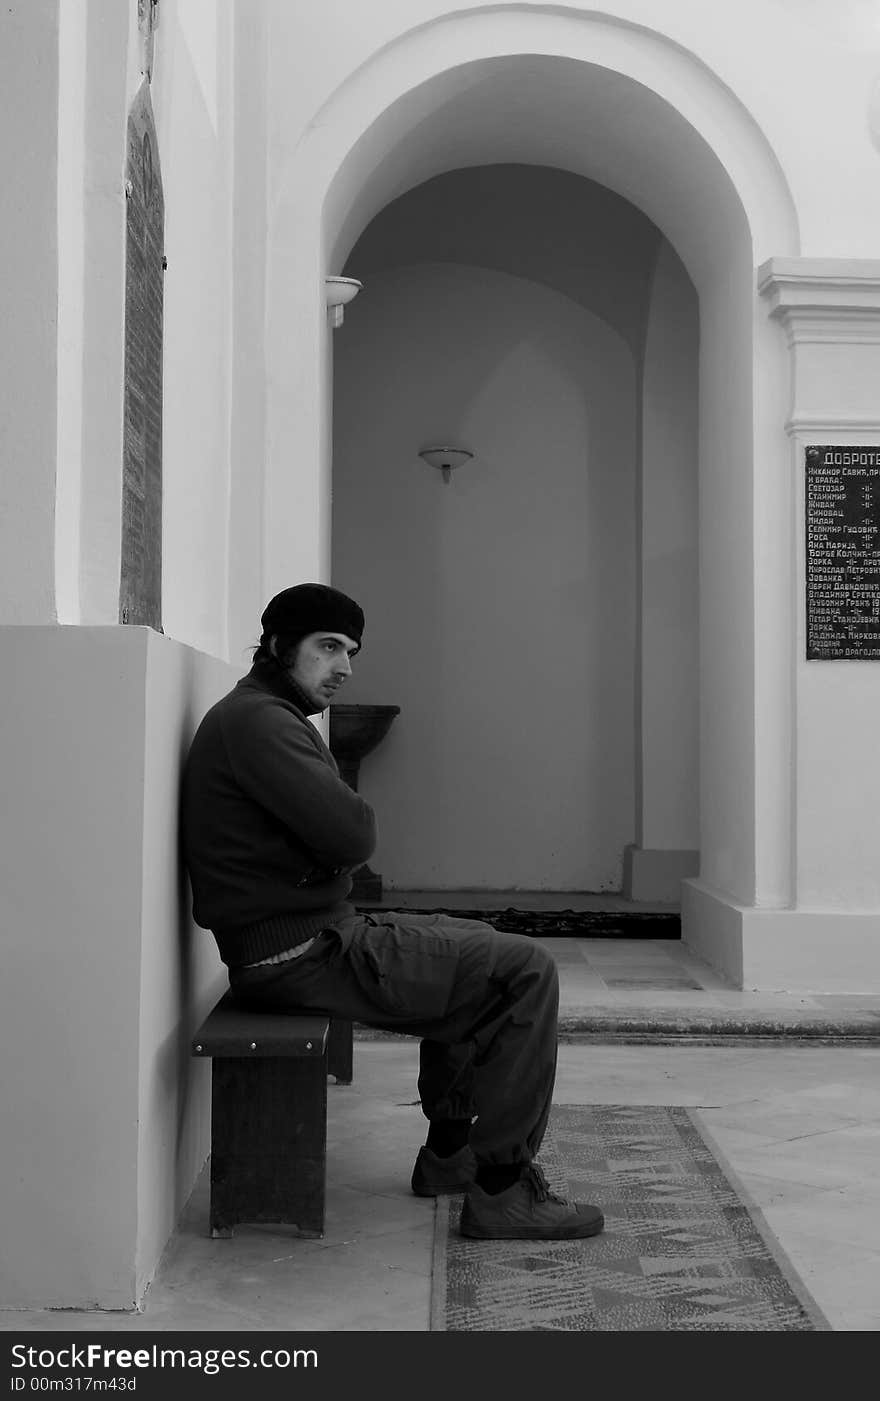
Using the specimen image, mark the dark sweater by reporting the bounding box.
[181,660,377,968]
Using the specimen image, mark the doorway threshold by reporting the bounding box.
[354,891,681,938]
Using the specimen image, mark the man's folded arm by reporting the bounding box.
[222,704,378,867]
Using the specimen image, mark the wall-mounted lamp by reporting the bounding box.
[325,275,362,328]
[418,446,474,485]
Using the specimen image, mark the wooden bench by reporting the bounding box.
[191,993,353,1238]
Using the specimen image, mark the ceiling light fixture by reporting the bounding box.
[325,276,362,328]
[418,446,474,484]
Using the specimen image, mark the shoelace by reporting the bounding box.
[522,1163,570,1205]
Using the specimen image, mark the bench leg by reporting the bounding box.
[327,1017,353,1084]
[209,1055,326,1238]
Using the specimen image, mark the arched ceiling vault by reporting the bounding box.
[300,13,799,296]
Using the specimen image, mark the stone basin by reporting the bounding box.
[328,704,400,772]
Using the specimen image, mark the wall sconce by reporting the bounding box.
[418,446,474,484]
[325,275,362,328]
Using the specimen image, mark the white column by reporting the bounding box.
[625,242,700,903]
[685,259,880,992]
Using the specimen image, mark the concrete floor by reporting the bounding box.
[4,917,880,1333]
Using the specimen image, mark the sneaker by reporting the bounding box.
[411,1144,477,1197]
[459,1164,604,1240]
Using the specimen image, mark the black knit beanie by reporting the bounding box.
[260,583,364,648]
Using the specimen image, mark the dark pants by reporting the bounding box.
[229,910,559,1166]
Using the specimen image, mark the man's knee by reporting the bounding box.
[488,929,558,991]
[532,941,559,995]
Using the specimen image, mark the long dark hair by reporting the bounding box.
[252,630,308,668]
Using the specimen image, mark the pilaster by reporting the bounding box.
[758,258,880,433]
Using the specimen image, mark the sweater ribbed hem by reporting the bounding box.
[213,904,353,969]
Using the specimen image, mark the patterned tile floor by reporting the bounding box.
[4,896,880,1333]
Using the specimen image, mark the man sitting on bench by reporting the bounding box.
[181,582,603,1242]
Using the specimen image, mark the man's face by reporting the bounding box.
[286,631,359,710]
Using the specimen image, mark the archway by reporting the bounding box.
[331,164,698,899]
[263,6,799,963]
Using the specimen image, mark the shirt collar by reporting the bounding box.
[245,659,324,716]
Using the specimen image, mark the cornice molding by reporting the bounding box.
[759,259,880,353]
[759,258,880,333]
[785,413,880,437]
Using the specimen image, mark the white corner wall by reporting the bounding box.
[0,627,236,1309]
[0,628,143,1308]
[135,629,235,1302]
[333,262,637,891]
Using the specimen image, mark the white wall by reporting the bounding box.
[136,629,233,1301]
[55,0,87,622]
[269,0,877,258]
[45,0,255,659]
[0,1,60,624]
[147,0,237,658]
[0,627,142,1307]
[227,1,270,666]
[0,627,235,1308]
[694,246,758,903]
[347,164,660,360]
[333,262,637,891]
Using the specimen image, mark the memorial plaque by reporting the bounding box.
[805,445,880,659]
[120,79,164,630]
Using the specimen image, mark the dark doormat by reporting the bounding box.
[432,1104,830,1332]
[356,908,681,938]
